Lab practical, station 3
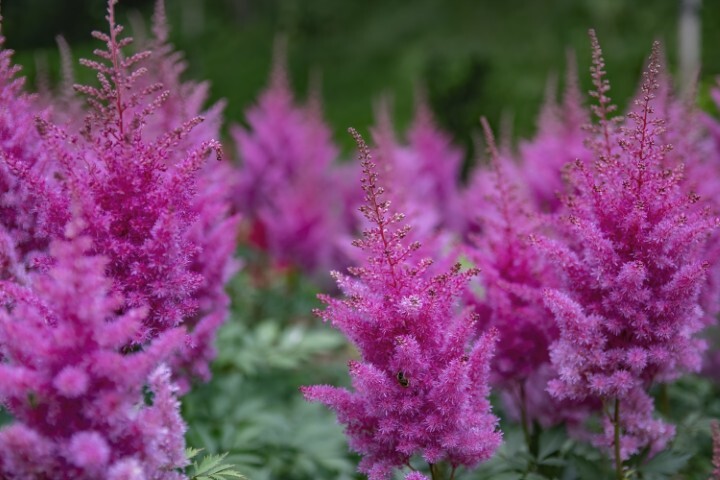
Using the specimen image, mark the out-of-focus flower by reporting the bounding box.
[0,236,187,479]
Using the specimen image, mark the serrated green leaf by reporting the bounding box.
[189,452,246,480]
[638,450,691,475]
[185,447,204,461]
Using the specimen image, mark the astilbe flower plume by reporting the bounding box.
[518,54,593,213]
[34,0,226,381]
[697,79,720,380]
[466,119,583,430]
[302,129,501,480]
[0,236,188,479]
[128,0,241,386]
[360,99,465,275]
[0,30,69,282]
[541,33,716,461]
[233,46,347,275]
[374,97,466,235]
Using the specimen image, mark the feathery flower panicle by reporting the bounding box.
[359,99,464,276]
[0,236,187,479]
[128,0,241,387]
[466,119,577,429]
[302,129,501,480]
[697,80,720,381]
[401,96,466,235]
[0,32,69,282]
[33,1,228,383]
[518,54,593,212]
[232,44,347,275]
[541,33,716,460]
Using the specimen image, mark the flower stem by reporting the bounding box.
[429,463,438,480]
[519,382,532,454]
[614,397,623,480]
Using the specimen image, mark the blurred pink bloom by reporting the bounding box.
[0,237,187,479]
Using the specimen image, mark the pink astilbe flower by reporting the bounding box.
[698,80,720,380]
[129,0,241,386]
[466,119,580,429]
[541,33,716,460]
[0,236,187,479]
[233,46,346,275]
[302,129,501,480]
[518,54,592,213]
[402,97,466,235]
[0,31,69,281]
[357,100,463,277]
[33,1,227,384]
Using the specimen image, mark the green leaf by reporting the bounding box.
[638,450,691,475]
[537,429,567,460]
[188,452,246,480]
[185,447,204,461]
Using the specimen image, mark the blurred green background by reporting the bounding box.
[4,0,720,158]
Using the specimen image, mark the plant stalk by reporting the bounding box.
[430,463,438,480]
[614,397,623,480]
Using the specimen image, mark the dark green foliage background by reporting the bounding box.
[5,0,720,157]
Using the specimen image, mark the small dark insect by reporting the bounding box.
[396,371,410,388]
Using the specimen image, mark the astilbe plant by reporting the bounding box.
[467,119,588,436]
[540,33,716,473]
[694,78,720,380]
[360,100,464,277]
[0,235,188,479]
[0,30,69,282]
[302,129,501,480]
[518,55,592,213]
[129,0,242,387]
[233,47,347,276]
[373,97,466,236]
[34,0,226,382]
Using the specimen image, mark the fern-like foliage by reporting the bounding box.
[186,448,246,480]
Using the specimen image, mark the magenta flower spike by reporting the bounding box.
[518,53,593,213]
[302,129,501,480]
[403,97,466,235]
[0,30,69,282]
[541,32,716,461]
[360,99,464,275]
[126,0,242,387]
[232,43,346,275]
[29,0,232,384]
[467,118,579,430]
[0,236,187,479]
